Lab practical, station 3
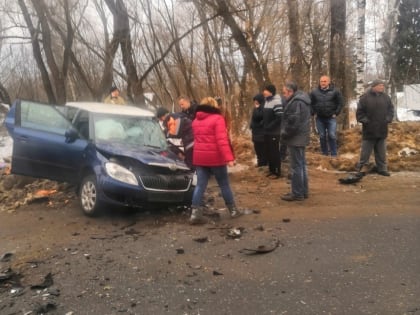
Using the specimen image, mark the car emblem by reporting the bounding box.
[168,164,178,171]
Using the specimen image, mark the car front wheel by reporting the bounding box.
[79,175,102,217]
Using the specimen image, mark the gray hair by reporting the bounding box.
[284,81,298,92]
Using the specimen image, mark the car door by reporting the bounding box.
[9,100,88,183]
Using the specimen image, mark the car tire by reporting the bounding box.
[79,174,102,217]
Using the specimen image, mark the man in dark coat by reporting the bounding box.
[280,81,311,201]
[310,75,344,156]
[356,79,394,176]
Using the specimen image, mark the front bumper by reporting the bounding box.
[97,174,194,208]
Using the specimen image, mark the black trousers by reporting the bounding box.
[253,140,267,167]
[264,135,281,176]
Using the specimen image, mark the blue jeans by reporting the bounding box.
[288,146,308,198]
[192,166,235,207]
[316,116,337,156]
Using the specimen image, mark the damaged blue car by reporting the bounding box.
[4,100,195,216]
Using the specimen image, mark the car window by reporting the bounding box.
[95,119,126,140]
[93,114,167,149]
[73,110,90,139]
[59,106,79,122]
[20,101,72,135]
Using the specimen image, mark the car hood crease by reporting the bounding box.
[95,142,189,169]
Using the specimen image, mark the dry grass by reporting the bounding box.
[232,121,420,172]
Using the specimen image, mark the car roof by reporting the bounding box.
[65,102,154,117]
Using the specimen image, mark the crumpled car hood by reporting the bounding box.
[95,142,190,170]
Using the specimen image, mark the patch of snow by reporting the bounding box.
[0,135,12,162]
[398,147,418,157]
[0,111,13,162]
[397,107,420,121]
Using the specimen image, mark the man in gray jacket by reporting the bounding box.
[280,81,311,201]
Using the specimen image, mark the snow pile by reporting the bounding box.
[0,108,13,162]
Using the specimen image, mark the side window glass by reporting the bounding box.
[58,106,78,122]
[74,110,90,139]
[20,101,72,135]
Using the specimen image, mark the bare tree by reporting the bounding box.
[379,0,399,118]
[355,0,366,97]
[0,0,400,135]
[305,1,329,87]
[18,0,75,104]
[0,82,11,105]
[0,33,11,104]
[286,0,307,89]
[330,0,348,128]
[197,0,268,87]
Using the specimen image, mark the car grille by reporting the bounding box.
[139,175,191,191]
[147,191,186,203]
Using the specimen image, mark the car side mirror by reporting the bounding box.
[65,127,79,143]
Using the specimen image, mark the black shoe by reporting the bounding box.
[281,193,304,201]
[377,170,390,176]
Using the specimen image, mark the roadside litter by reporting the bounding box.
[239,239,282,255]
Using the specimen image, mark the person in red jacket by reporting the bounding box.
[189,97,242,224]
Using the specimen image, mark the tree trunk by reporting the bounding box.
[115,0,143,105]
[101,0,126,101]
[18,0,56,104]
[307,2,326,87]
[330,0,348,129]
[355,0,366,98]
[286,0,306,88]
[381,0,399,119]
[0,82,11,105]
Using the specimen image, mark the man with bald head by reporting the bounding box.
[310,75,344,157]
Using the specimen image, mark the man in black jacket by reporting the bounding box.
[250,94,267,168]
[310,75,344,157]
[356,79,394,176]
[262,84,284,179]
[178,96,198,121]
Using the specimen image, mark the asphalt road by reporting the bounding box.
[1,171,420,315]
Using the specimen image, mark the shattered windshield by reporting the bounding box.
[92,114,167,149]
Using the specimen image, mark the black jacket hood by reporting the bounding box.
[195,104,222,115]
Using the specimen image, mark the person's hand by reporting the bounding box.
[227,161,235,167]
